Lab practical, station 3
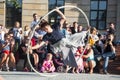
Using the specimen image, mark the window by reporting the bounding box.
[90,0,107,30]
[6,0,22,27]
[49,0,65,24]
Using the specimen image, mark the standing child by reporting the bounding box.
[40,53,55,73]
[72,46,84,73]
[12,21,22,49]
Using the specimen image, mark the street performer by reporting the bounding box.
[32,8,89,67]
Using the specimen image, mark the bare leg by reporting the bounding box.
[5,57,9,71]
[72,67,76,73]
[65,65,69,73]
[83,61,88,68]
[34,53,39,69]
[75,67,79,73]
[9,53,16,70]
[0,53,8,69]
[32,53,39,69]
[89,60,96,74]
[0,76,4,80]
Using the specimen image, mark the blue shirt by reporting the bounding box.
[0,40,10,51]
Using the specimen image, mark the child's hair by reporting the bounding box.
[14,21,20,25]
[90,27,97,34]
[24,25,30,31]
[4,33,10,38]
[46,53,53,58]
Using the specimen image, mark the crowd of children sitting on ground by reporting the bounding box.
[0,8,116,75]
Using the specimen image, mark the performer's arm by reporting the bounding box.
[32,41,45,50]
[55,8,66,20]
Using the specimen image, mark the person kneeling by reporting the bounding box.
[82,44,96,74]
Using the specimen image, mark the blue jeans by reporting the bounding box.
[15,38,21,46]
[102,52,115,71]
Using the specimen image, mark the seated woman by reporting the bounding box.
[17,36,39,71]
[40,53,55,73]
[82,44,96,74]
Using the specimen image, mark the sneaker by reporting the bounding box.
[13,68,16,71]
[5,64,9,72]
[23,67,29,72]
[0,68,2,72]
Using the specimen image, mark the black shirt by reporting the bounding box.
[43,23,65,45]
[70,27,77,34]
[104,42,115,53]
[107,27,115,35]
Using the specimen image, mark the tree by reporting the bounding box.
[8,0,21,9]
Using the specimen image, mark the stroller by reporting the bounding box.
[53,54,65,72]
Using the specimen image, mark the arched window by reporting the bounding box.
[49,0,65,24]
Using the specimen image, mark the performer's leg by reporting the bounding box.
[61,46,77,67]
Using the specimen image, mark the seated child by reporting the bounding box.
[0,33,10,71]
[40,53,55,73]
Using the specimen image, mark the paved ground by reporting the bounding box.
[0,71,120,80]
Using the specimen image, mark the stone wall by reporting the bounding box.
[107,0,117,25]
[21,0,120,41]
[116,1,120,41]
[107,0,120,41]
[22,0,90,28]
[22,0,48,27]
[64,0,90,27]
[0,0,5,26]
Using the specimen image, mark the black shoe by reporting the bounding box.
[103,70,109,74]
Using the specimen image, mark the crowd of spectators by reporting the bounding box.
[0,8,116,75]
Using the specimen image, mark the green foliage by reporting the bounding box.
[9,0,20,9]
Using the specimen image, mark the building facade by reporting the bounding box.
[0,0,5,26]
[0,0,120,41]
[22,0,120,41]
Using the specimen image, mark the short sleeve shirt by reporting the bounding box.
[0,40,10,51]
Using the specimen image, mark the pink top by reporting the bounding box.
[42,60,53,69]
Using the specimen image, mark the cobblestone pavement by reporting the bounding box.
[0,71,120,80]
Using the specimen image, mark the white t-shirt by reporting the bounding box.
[0,30,5,41]
[90,34,99,42]
[13,27,22,39]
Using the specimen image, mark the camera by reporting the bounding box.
[107,39,111,41]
